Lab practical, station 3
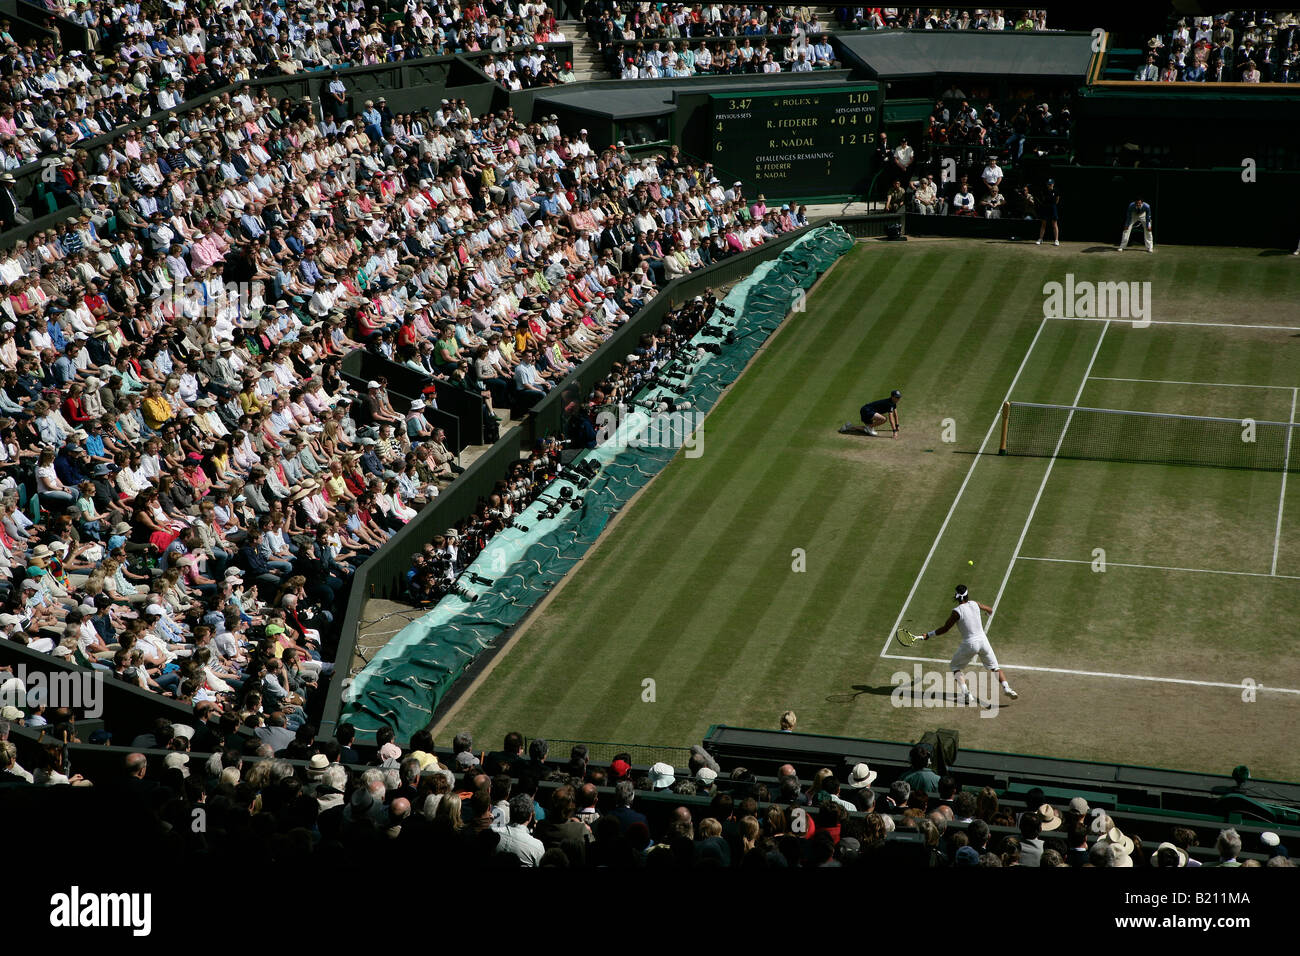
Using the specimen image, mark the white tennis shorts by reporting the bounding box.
[950,636,1000,672]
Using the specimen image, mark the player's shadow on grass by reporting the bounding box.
[1079,245,1117,254]
[825,684,895,703]
[1257,249,1296,257]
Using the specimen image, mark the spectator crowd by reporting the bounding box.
[4,714,1293,871]
[835,8,1051,31]
[873,96,1068,234]
[586,3,840,76]
[0,0,814,732]
[0,1,578,176]
[1133,13,1300,83]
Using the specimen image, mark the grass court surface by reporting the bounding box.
[437,238,1300,781]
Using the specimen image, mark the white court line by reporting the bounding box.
[1046,315,1300,333]
[1089,376,1297,391]
[988,322,1110,628]
[878,317,1050,658]
[879,652,1300,695]
[1018,555,1300,581]
[1272,388,1298,576]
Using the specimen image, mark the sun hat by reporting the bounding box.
[648,762,675,790]
[848,763,878,788]
[1150,842,1188,867]
[1036,803,1062,831]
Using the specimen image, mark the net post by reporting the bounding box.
[998,402,1010,456]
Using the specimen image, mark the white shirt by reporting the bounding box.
[492,822,545,866]
[954,599,987,642]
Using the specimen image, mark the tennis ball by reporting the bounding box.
[968,560,974,566]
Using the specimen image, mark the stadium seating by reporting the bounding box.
[3,5,1296,884]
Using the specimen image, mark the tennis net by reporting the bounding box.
[999,402,1299,472]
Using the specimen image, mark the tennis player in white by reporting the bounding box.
[918,585,1018,703]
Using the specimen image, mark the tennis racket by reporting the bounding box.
[895,624,925,647]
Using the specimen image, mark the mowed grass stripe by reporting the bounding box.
[567,451,849,736]
[763,246,948,405]
[623,460,857,740]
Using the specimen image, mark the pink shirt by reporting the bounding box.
[191,236,224,270]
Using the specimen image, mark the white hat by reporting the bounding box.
[409,399,424,410]
[367,380,381,389]
[648,762,675,789]
[695,767,717,787]
[1104,843,1134,867]
[1097,826,1135,855]
[848,763,878,788]
[163,752,190,776]
[1150,842,1188,867]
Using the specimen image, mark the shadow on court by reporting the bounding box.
[825,684,895,703]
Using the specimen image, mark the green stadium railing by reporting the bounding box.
[526,738,694,768]
[704,725,1300,814]
[0,635,196,741]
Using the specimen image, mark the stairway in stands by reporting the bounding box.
[557,19,608,81]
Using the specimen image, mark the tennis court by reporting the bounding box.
[437,239,1300,780]
[882,317,1300,718]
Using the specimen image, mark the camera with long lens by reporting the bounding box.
[442,581,479,602]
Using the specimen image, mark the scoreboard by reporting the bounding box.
[710,84,881,199]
